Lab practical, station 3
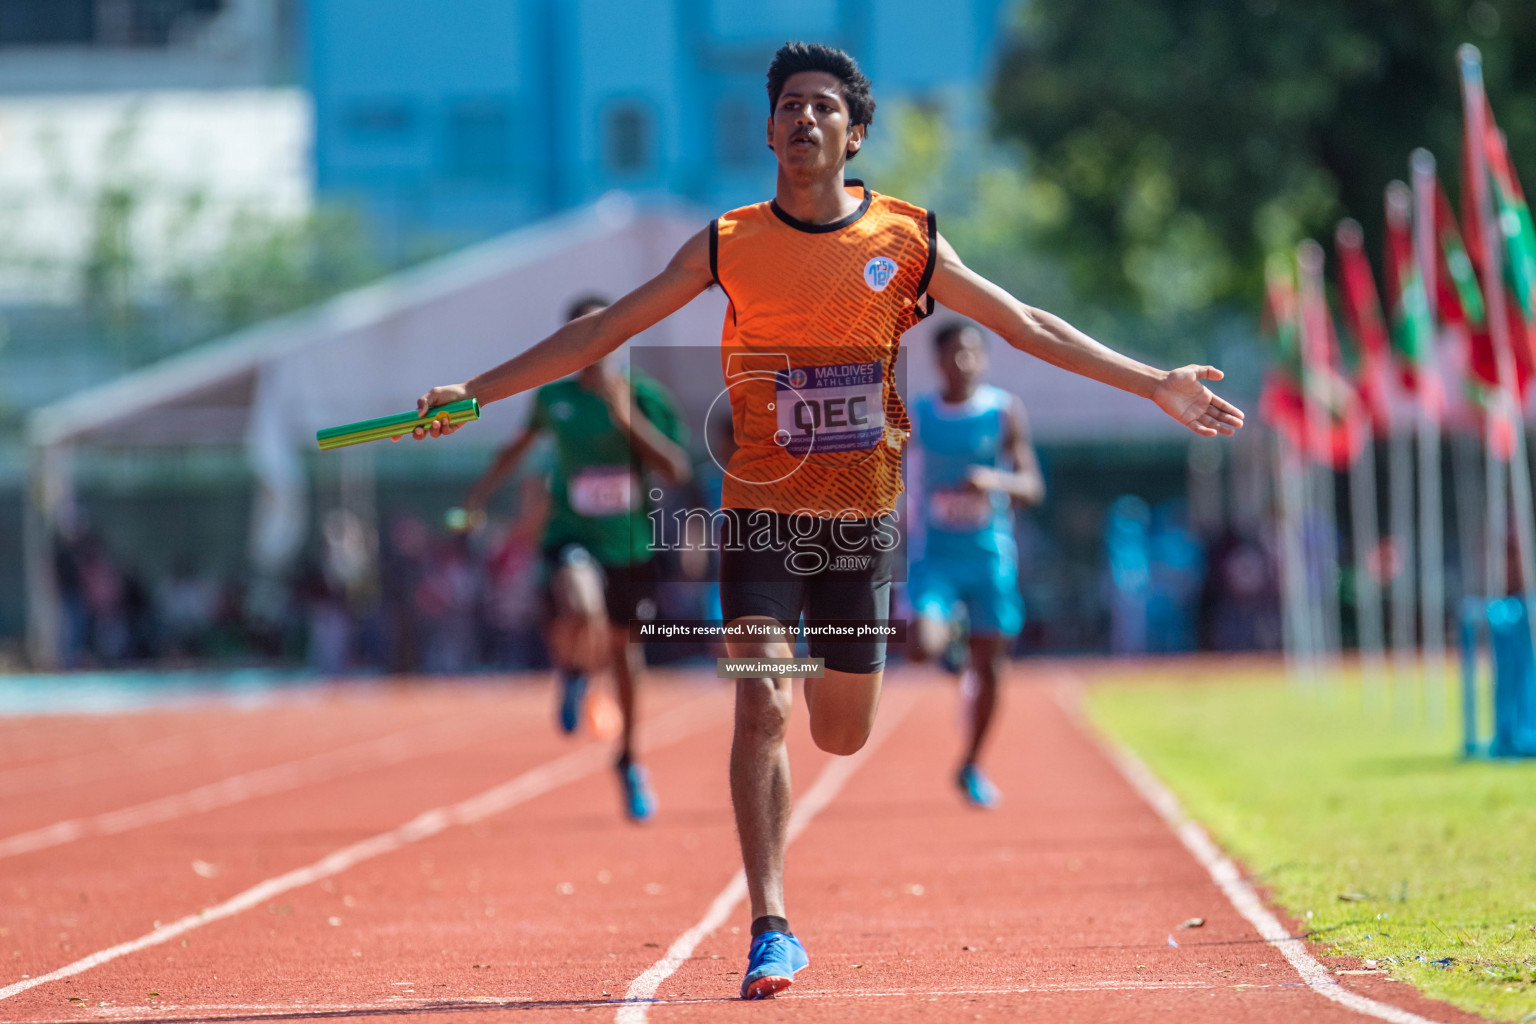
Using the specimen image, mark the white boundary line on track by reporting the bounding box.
[0,716,516,859]
[1065,686,1452,1024]
[614,693,915,1024]
[0,696,721,1004]
[30,980,1235,1021]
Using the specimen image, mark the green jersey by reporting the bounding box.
[529,374,685,567]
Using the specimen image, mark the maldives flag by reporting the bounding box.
[1260,253,1366,468]
[1335,218,1396,432]
[1382,185,1436,403]
[1430,178,1513,402]
[1461,95,1536,393]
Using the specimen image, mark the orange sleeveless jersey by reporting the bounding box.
[711,181,935,518]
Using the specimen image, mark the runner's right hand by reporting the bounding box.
[399,384,473,441]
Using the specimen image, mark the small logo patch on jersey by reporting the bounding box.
[863,256,898,293]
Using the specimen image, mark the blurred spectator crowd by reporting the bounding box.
[47,491,1284,672]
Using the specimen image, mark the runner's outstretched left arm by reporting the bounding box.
[926,233,1244,438]
[408,228,715,439]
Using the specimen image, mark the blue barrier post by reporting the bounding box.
[1459,597,1483,758]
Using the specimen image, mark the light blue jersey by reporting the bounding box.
[912,386,1016,558]
[909,385,1023,637]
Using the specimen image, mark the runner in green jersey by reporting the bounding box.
[464,295,690,822]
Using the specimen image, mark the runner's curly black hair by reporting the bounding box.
[766,41,875,130]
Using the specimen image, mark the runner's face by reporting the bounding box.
[939,332,986,396]
[767,71,864,175]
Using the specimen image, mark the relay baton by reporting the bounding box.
[316,398,480,451]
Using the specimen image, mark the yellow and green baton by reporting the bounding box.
[316,398,480,451]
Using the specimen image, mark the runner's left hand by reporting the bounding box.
[964,466,1004,492]
[1151,366,1245,437]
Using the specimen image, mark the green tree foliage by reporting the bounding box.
[992,0,1536,318]
[864,102,1240,364]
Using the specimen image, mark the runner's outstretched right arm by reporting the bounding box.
[408,228,715,439]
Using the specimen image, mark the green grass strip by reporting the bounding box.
[1086,667,1536,1022]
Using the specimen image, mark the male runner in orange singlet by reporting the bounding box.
[408,42,1244,999]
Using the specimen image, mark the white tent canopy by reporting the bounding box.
[24,192,1181,666]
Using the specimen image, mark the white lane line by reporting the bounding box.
[795,980,1224,996]
[615,693,915,1024]
[1065,688,1452,1024]
[0,695,721,1004]
[0,718,271,798]
[39,981,1231,1021]
[0,715,517,859]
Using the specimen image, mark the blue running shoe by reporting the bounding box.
[741,930,808,1000]
[958,762,1001,809]
[557,672,588,735]
[618,761,656,823]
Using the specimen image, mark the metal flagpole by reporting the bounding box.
[1334,218,1388,699]
[1386,417,1418,710]
[1410,151,1450,721]
[1451,431,1487,602]
[1276,433,1316,685]
[1460,45,1536,650]
[1298,240,1344,679]
[1347,431,1388,696]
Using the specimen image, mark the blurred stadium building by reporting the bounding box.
[309,0,1012,254]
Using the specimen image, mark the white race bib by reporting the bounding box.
[569,466,640,517]
[774,362,885,455]
[929,488,994,531]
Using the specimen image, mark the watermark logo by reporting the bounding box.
[646,501,902,577]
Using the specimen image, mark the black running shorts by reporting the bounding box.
[717,509,895,674]
[542,544,659,626]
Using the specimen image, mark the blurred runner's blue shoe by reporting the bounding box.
[741,930,808,999]
[958,762,1001,809]
[618,760,656,823]
[557,672,588,734]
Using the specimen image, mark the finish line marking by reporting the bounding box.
[0,696,722,1003]
[615,693,915,1024]
[1062,686,1452,1024]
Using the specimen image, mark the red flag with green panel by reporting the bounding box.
[1335,218,1396,433]
[1260,253,1366,468]
[1461,98,1536,395]
[1382,184,1440,413]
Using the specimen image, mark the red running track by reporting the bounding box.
[0,666,1489,1023]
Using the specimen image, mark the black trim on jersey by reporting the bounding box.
[708,218,720,283]
[914,209,938,319]
[710,217,737,324]
[769,179,872,234]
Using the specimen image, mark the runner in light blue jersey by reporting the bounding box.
[908,321,1044,808]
